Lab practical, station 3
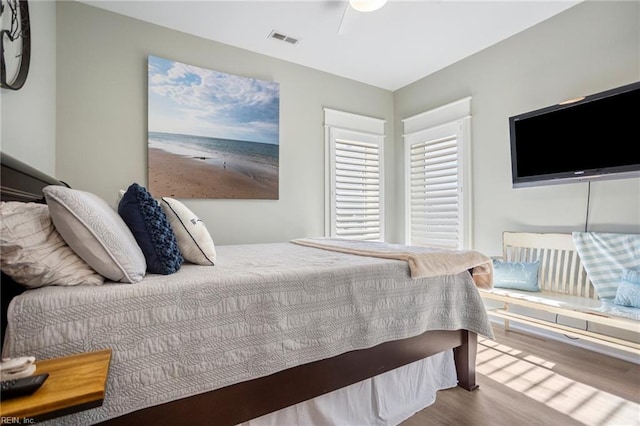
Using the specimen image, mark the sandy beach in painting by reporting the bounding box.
[148,148,278,199]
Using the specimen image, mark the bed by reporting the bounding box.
[0,151,494,425]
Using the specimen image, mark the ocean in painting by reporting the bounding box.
[148,131,279,169]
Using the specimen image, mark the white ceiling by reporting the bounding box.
[81,0,581,91]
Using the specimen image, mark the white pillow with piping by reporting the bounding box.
[160,197,216,266]
[43,185,146,283]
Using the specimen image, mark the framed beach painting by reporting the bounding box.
[147,56,280,199]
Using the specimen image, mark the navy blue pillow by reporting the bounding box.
[118,183,183,274]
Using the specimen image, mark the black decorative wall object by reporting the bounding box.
[0,0,30,90]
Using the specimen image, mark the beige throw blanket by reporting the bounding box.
[291,238,493,289]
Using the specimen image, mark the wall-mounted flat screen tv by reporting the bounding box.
[509,81,640,188]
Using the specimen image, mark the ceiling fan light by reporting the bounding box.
[349,0,388,12]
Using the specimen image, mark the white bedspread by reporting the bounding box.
[3,242,493,425]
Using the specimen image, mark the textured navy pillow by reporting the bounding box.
[118,183,183,274]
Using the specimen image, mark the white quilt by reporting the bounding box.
[3,242,493,425]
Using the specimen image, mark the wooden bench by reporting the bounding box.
[480,231,640,356]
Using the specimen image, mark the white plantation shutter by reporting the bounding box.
[403,98,471,249]
[325,109,385,240]
[333,132,382,240]
[408,130,460,248]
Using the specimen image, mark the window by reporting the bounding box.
[403,98,471,249]
[324,108,385,240]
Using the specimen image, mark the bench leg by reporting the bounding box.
[504,302,510,331]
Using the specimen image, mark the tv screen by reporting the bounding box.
[509,81,640,188]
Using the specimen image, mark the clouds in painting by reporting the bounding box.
[148,56,280,144]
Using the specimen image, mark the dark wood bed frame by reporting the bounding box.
[0,151,479,425]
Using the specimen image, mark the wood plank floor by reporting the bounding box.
[401,326,640,426]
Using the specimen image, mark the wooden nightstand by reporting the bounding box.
[0,349,111,423]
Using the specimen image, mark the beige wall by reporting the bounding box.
[1,0,56,175]
[4,1,638,251]
[394,1,640,255]
[55,1,394,245]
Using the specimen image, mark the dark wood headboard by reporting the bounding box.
[0,152,66,202]
[0,152,67,352]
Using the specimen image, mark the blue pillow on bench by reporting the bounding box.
[492,259,541,292]
[613,269,640,309]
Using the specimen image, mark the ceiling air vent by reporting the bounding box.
[269,30,299,46]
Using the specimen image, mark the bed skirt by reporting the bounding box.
[241,349,457,426]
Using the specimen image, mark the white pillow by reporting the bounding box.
[0,202,105,288]
[160,197,216,265]
[43,185,147,283]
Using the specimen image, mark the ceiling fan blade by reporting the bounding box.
[338,1,349,35]
[338,1,357,36]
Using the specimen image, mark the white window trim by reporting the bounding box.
[402,97,472,249]
[324,108,385,240]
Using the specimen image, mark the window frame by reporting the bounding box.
[324,108,386,240]
[402,97,472,249]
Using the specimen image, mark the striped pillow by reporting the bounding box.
[572,232,640,299]
[0,202,105,288]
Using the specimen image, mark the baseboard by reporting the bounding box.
[488,317,640,365]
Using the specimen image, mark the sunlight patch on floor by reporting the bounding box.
[523,354,556,369]
[477,337,640,426]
